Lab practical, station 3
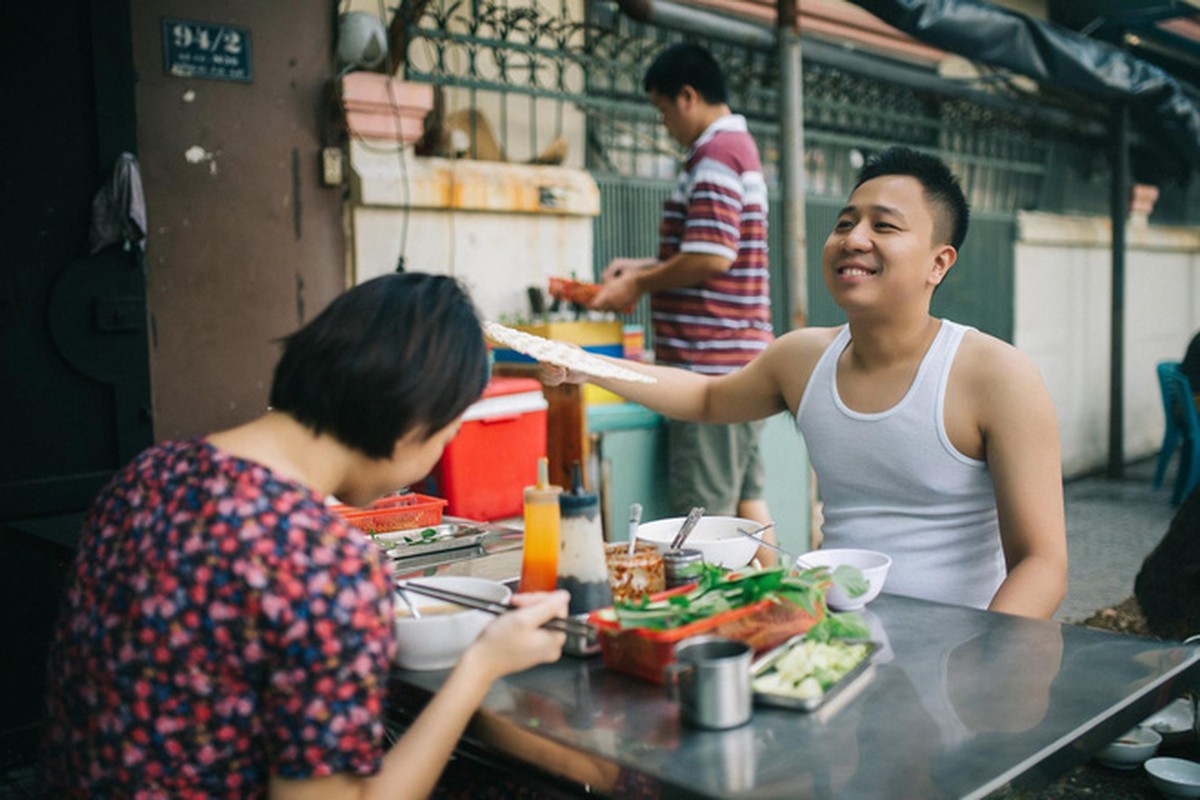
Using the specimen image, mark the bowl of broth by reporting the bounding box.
[393,576,512,670]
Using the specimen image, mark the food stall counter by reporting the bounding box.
[387,593,1200,799]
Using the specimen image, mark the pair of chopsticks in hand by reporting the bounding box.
[397,580,595,638]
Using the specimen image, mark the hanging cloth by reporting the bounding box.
[88,151,147,254]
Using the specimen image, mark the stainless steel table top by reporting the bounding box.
[390,593,1200,799]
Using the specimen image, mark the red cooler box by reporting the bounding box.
[423,377,548,521]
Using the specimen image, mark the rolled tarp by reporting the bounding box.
[846,0,1200,171]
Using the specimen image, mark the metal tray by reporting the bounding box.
[750,636,879,713]
[371,523,490,560]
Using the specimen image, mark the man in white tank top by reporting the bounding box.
[545,147,1067,619]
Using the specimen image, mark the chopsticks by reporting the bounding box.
[397,580,595,638]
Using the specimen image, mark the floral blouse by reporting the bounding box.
[42,438,395,798]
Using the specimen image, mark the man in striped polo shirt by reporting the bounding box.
[591,43,777,560]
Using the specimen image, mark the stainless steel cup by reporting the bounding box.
[664,635,753,729]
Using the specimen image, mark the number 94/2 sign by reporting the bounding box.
[162,18,252,83]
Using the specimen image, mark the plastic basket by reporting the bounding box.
[588,586,824,684]
[331,493,447,533]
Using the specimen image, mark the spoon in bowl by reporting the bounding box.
[397,588,422,619]
[735,524,803,569]
[627,503,644,555]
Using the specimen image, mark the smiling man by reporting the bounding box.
[550,147,1068,619]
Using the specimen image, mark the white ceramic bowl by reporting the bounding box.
[1094,726,1161,770]
[393,576,511,671]
[635,516,763,569]
[1146,757,1200,798]
[1143,697,1196,745]
[795,548,892,611]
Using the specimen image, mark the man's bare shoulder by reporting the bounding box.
[773,326,842,355]
[955,328,1049,401]
[764,326,843,405]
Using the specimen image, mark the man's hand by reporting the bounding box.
[539,362,587,387]
[602,257,655,282]
[589,270,641,312]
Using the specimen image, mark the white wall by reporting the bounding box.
[348,140,599,321]
[1015,212,1200,477]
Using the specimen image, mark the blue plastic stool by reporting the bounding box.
[1154,361,1200,505]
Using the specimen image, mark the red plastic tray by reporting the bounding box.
[588,586,824,684]
[330,493,447,533]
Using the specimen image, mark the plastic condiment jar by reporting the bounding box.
[520,457,561,593]
[556,462,612,616]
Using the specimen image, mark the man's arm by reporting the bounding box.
[541,331,821,425]
[966,339,1068,619]
[590,252,730,313]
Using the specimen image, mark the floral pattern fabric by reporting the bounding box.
[42,438,395,798]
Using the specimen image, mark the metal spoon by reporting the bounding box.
[397,588,422,619]
[670,506,705,550]
[627,502,643,555]
[734,523,805,570]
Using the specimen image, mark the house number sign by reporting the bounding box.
[162,18,253,83]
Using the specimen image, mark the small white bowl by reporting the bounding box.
[636,516,762,569]
[1093,726,1161,770]
[1143,697,1196,746]
[393,576,511,671]
[795,548,892,611]
[1146,756,1200,798]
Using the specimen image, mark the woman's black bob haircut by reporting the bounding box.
[269,272,489,459]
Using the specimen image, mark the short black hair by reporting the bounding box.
[269,273,488,459]
[854,147,970,251]
[643,43,728,105]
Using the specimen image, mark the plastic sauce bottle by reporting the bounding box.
[519,457,562,593]
[556,462,612,616]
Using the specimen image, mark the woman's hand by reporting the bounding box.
[461,590,570,682]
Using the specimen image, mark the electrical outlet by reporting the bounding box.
[321,147,343,187]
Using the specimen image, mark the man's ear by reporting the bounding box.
[676,84,699,109]
[930,244,957,285]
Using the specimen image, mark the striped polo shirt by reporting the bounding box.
[652,114,772,374]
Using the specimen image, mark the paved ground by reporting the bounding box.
[1054,456,1177,624]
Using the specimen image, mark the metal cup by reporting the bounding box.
[664,635,753,730]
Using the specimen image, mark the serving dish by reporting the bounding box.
[749,635,878,712]
[636,516,763,569]
[370,522,490,560]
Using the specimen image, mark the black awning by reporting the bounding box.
[847,0,1200,175]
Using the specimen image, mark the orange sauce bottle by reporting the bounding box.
[519,457,561,592]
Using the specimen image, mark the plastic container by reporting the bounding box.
[604,541,665,603]
[421,377,548,521]
[520,457,562,593]
[331,493,447,533]
[557,463,612,617]
[588,587,824,684]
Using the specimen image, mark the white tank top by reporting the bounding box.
[796,320,1005,609]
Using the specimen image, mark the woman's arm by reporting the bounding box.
[269,592,569,800]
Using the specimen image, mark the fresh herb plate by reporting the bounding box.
[750,636,878,712]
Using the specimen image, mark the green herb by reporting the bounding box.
[611,562,873,637]
[400,527,440,544]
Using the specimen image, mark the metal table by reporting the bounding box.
[389,593,1200,799]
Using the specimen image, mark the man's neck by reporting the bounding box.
[687,104,734,146]
[846,313,941,371]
